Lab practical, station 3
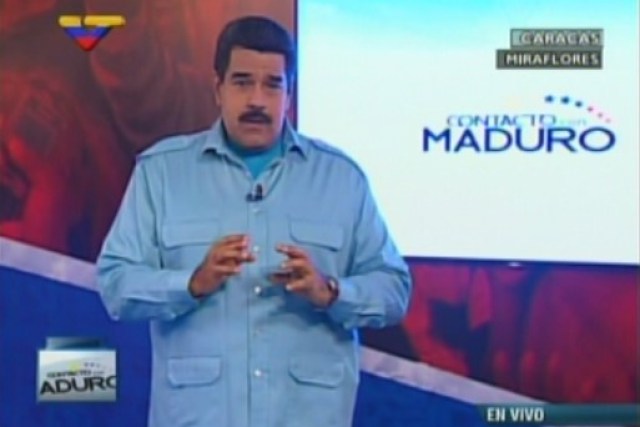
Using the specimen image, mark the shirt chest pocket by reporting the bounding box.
[160,220,220,270]
[288,220,345,276]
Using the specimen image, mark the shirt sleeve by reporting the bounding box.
[96,158,201,321]
[326,174,413,329]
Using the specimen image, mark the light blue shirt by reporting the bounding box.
[96,119,412,427]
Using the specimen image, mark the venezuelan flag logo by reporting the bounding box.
[58,15,126,52]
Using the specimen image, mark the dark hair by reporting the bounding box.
[214,16,296,91]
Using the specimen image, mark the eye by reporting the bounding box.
[266,81,283,90]
[233,79,254,88]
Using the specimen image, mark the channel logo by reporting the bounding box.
[37,337,116,402]
[58,15,126,52]
[423,94,616,154]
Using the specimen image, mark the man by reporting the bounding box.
[97,16,412,427]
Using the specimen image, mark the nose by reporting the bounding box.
[247,85,267,108]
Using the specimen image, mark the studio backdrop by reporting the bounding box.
[1,1,637,426]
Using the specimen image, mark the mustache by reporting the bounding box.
[239,110,272,124]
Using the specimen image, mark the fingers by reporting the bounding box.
[269,272,310,292]
[270,257,314,292]
[220,234,248,245]
[207,234,255,265]
[280,258,311,274]
[217,235,249,251]
[276,244,307,259]
[272,244,313,284]
[212,263,242,276]
[204,240,314,282]
[282,278,308,292]
[214,247,255,263]
[270,271,293,284]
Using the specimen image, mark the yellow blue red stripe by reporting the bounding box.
[57,14,125,52]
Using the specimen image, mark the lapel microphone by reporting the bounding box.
[246,183,264,202]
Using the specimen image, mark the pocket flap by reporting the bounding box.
[290,220,344,250]
[288,358,345,388]
[167,356,222,387]
[162,220,219,248]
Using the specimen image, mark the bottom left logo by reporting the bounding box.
[37,337,116,402]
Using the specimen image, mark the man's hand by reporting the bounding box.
[270,244,334,308]
[188,234,255,298]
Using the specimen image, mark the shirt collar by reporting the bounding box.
[201,118,309,160]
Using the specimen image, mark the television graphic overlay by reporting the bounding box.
[58,15,126,52]
[297,0,639,265]
[37,337,116,402]
[479,403,640,425]
[496,28,603,69]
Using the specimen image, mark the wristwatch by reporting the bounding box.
[325,276,340,306]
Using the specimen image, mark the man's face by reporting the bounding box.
[215,47,291,149]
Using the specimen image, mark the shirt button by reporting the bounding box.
[253,245,260,253]
[254,286,262,295]
[252,207,262,214]
[253,369,263,377]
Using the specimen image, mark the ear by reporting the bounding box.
[284,77,295,111]
[284,82,293,111]
[213,74,222,107]
[284,92,292,111]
